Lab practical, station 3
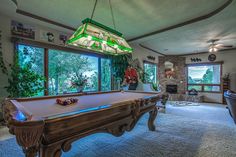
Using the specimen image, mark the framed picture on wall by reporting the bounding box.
[39,30,55,43]
[11,20,35,39]
[59,33,68,45]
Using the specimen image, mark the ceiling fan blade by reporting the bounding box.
[214,44,223,47]
[214,44,233,48]
[221,45,233,48]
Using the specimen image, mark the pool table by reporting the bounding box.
[3,90,161,157]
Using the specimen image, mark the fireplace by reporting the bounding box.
[166,85,177,94]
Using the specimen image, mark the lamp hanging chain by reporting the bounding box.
[109,0,116,30]
[90,0,98,20]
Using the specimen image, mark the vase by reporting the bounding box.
[76,86,84,93]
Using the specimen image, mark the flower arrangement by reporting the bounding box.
[71,74,88,92]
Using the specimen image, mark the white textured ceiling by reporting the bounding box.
[140,0,236,55]
[0,0,235,55]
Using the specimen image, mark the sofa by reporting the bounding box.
[224,90,236,124]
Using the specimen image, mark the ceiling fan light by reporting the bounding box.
[213,48,218,52]
[209,48,213,52]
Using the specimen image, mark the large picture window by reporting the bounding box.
[144,61,157,84]
[48,49,98,95]
[17,43,111,96]
[187,63,221,92]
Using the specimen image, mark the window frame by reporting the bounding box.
[14,38,112,96]
[186,62,223,93]
[143,60,158,84]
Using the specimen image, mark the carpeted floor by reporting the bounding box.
[0,103,236,157]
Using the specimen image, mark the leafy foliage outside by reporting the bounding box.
[48,50,98,95]
[202,69,213,84]
[188,65,221,92]
[101,58,111,91]
[144,62,157,84]
[188,76,195,84]
[0,45,45,98]
[188,68,217,84]
[5,58,45,98]
[187,85,202,91]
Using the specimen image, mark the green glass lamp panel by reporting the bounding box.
[67,19,133,55]
[74,25,85,37]
[82,18,122,37]
[91,42,102,51]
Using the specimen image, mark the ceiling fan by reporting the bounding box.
[207,39,233,52]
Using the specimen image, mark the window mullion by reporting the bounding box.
[44,48,49,96]
[98,57,101,91]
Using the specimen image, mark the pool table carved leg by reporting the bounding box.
[148,106,158,131]
[14,122,44,157]
[40,143,62,157]
[23,146,39,157]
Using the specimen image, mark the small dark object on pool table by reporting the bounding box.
[56,97,78,106]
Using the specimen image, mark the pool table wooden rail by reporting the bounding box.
[3,91,162,157]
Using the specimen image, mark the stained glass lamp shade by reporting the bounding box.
[67,18,133,55]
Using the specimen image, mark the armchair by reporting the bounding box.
[224,90,236,124]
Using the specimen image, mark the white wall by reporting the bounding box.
[185,50,236,103]
[131,43,161,66]
[0,14,14,99]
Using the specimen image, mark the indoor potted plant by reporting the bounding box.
[71,74,88,92]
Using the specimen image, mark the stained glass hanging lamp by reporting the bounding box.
[67,0,133,55]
